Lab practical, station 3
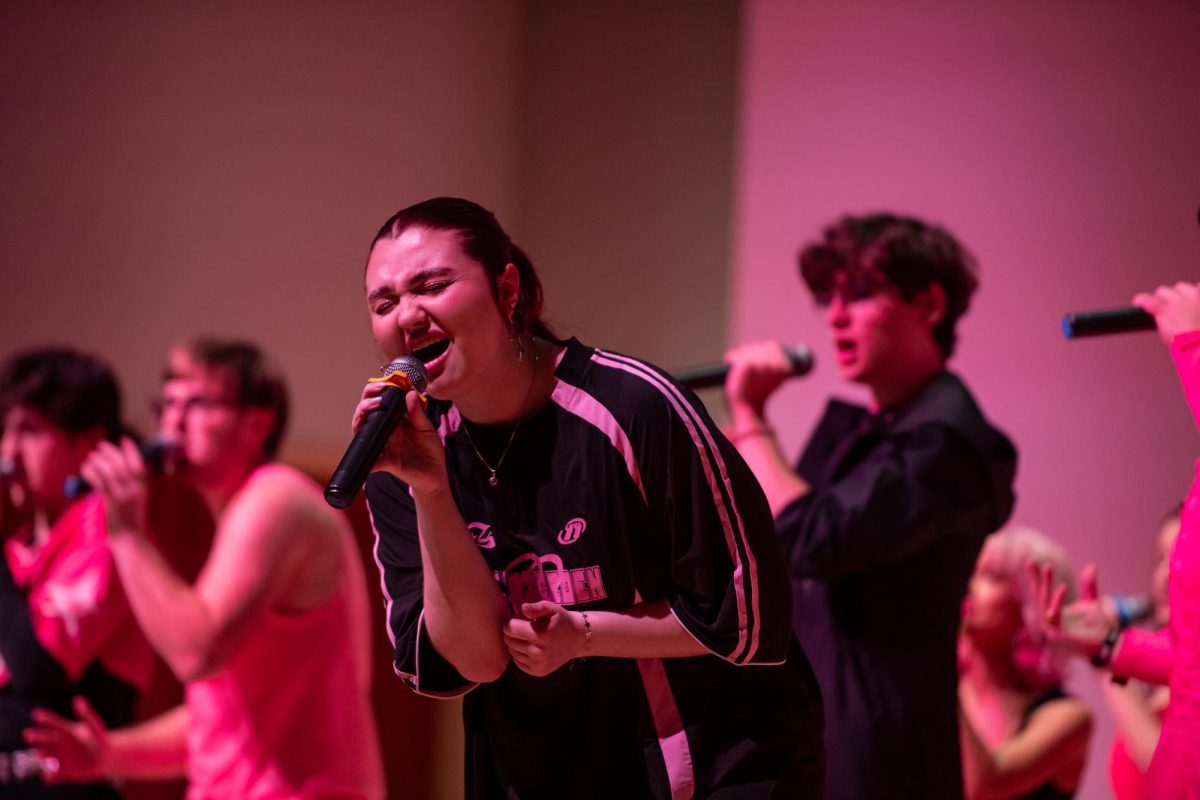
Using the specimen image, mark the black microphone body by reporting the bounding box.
[1061,307,1156,338]
[64,436,176,499]
[674,344,814,390]
[325,357,427,510]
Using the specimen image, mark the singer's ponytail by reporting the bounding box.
[371,198,557,341]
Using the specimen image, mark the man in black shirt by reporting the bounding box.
[724,213,1017,799]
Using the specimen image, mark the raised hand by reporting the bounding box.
[23,696,110,783]
[1032,560,1113,659]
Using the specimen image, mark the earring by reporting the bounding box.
[509,311,525,362]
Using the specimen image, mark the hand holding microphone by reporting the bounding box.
[714,342,814,420]
[64,436,175,500]
[1063,282,1200,340]
[79,439,156,536]
[325,356,430,509]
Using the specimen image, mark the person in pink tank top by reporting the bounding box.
[25,338,385,800]
[1037,281,1200,799]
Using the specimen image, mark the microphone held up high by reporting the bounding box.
[673,344,814,390]
[1061,307,1157,339]
[324,356,428,510]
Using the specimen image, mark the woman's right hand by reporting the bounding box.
[1032,561,1112,659]
[23,697,110,783]
[351,381,448,495]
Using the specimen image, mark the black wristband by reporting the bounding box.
[1090,628,1120,669]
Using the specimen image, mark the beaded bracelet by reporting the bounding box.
[579,611,592,661]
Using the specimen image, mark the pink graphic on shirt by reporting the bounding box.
[5,495,153,688]
[557,517,586,545]
[495,552,606,612]
[36,566,101,641]
[468,522,496,549]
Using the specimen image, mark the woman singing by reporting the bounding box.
[351,197,824,799]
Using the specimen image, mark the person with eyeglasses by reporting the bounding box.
[24,338,385,800]
[0,347,155,798]
[723,213,1018,799]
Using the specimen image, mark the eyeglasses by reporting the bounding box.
[149,395,237,419]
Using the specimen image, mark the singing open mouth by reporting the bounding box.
[412,338,450,365]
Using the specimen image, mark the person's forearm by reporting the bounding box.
[1111,628,1173,686]
[104,706,189,780]
[958,706,992,800]
[414,483,511,682]
[580,600,708,659]
[727,407,809,515]
[1102,681,1164,770]
[107,529,222,681]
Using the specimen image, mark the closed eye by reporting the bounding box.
[415,280,452,294]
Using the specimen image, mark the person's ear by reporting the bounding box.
[917,283,947,327]
[499,263,521,324]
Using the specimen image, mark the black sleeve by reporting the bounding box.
[634,387,794,665]
[775,423,997,580]
[364,473,474,698]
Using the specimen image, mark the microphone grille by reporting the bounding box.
[384,356,428,393]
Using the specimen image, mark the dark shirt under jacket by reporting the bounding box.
[776,370,1017,800]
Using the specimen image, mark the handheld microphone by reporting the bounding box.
[1061,307,1156,339]
[673,344,814,390]
[63,436,177,499]
[324,356,428,509]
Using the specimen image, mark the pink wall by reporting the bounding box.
[732,1,1200,796]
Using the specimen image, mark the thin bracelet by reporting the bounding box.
[579,611,592,661]
[729,425,775,443]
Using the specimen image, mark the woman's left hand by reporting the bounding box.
[502,602,588,676]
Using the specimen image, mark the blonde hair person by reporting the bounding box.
[959,527,1093,799]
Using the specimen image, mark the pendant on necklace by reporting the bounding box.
[488,472,499,487]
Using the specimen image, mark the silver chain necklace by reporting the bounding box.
[461,338,542,486]
[462,421,519,487]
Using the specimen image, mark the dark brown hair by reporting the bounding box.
[0,347,123,440]
[370,197,555,340]
[799,213,979,357]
